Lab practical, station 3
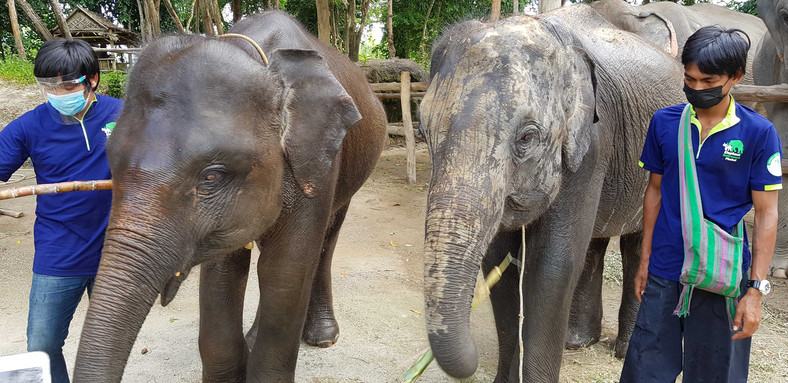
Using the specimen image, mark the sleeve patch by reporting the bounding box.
[638,160,645,168]
[765,184,783,191]
[767,153,782,177]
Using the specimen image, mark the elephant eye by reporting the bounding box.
[513,124,540,160]
[781,10,788,25]
[198,165,228,191]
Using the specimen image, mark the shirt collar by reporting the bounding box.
[689,94,740,136]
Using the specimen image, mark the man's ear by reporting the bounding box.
[89,73,99,91]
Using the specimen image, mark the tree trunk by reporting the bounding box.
[187,0,197,32]
[539,0,561,13]
[49,0,72,39]
[264,0,271,8]
[420,0,435,56]
[232,0,241,22]
[514,0,519,14]
[316,0,330,44]
[210,0,224,34]
[163,0,186,34]
[272,0,279,10]
[7,0,26,59]
[16,0,53,40]
[345,0,354,54]
[387,0,395,58]
[136,0,149,42]
[200,0,214,35]
[490,0,500,22]
[144,0,161,36]
[331,2,341,49]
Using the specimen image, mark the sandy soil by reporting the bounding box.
[2,81,788,382]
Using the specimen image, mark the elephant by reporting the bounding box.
[752,0,788,278]
[72,11,387,383]
[419,4,686,382]
[591,0,766,87]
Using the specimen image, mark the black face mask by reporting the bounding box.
[683,83,727,110]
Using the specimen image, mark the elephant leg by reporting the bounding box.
[566,237,609,350]
[616,231,642,359]
[481,231,526,383]
[199,247,252,383]
[247,201,333,383]
[302,204,350,347]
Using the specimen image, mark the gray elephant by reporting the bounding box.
[591,0,765,87]
[72,12,387,383]
[420,5,685,382]
[753,0,788,278]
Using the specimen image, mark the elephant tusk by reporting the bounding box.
[175,271,181,277]
[245,242,255,250]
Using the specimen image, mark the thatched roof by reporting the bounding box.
[51,5,138,46]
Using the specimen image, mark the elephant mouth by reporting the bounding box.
[160,268,190,306]
[505,191,549,212]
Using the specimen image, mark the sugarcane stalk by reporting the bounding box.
[0,180,113,200]
[402,253,516,382]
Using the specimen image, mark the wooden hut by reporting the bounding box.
[51,6,139,71]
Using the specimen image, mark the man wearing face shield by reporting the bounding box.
[620,26,782,382]
[0,39,123,383]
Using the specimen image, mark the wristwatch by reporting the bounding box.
[747,280,771,296]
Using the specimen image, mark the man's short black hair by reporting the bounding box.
[682,26,750,78]
[34,39,100,91]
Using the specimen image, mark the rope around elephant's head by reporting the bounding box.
[218,33,269,66]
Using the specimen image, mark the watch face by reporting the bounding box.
[762,280,771,295]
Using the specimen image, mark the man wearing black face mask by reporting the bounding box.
[620,26,782,382]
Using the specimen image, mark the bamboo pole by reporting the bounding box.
[16,0,53,40]
[7,0,26,59]
[369,82,429,92]
[401,71,417,184]
[731,84,788,103]
[0,208,24,218]
[376,92,426,100]
[49,0,72,39]
[0,180,112,201]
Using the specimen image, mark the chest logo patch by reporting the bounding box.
[767,153,782,177]
[102,122,116,138]
[722,140,744,162]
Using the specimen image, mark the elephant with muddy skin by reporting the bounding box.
[753,0,788,279]
[420,5,686,382]
[72,12,386,383]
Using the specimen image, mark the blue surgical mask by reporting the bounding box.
[47,90,88,116]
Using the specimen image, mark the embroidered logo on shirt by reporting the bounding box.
[102,122,116,138]
[767,153,782,177]
[722,140,744,162]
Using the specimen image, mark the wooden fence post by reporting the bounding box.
[401,71,417,184]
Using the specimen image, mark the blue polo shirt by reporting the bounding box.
[0,95,123,276]
[639,99,783,281]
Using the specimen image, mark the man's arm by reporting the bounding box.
[732,189,779,339]
[636,172,662,302]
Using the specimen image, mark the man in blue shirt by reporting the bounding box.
[620,26,782,382]
[0,39,123,383]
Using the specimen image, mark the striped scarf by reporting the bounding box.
[674,104,745,323]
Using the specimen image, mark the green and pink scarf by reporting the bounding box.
[674,104,744,323]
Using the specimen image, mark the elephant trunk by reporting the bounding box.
[424,186,504,379]
[74,227,183,382]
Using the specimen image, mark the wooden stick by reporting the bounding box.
[731,84,788,103]
[0,180,112,201]
[369,82,429,92]
[375,92,426,99]
[0,208,23,218]
[401,71,417,184]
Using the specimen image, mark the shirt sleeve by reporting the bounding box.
[749,124,783,191]
[0,119,29,182]
[639,114,664,174]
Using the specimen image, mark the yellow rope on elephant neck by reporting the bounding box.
[219,33,269,66]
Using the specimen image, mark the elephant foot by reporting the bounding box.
[302,317,339,348]
[564,332,599,350]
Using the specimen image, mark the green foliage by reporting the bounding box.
[0,56,36,84]
[734,0,757,16]
[98,71,128,99]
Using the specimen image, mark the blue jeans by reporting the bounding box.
[620,273,751,383]
[27,273,95,383]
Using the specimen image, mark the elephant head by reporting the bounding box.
[73,35,361,381]
[590,0,678,57]
[759,0,788,72]
[420,15,596,378]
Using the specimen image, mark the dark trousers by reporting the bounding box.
[620,273,751,383]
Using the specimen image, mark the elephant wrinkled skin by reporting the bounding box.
[72,12,386,383]
[420,5,685,382]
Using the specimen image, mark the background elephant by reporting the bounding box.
[72,12,387,383]
[591,0,765,86]
[753,0,788,279]
[420,4,686,382]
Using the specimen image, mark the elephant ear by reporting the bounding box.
[541,17,598,173]
[269,48,362,198]
[632,11,678,58]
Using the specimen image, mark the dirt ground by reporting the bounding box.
[2,80,788,382]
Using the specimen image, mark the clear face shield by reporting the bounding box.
[35,72,93,124]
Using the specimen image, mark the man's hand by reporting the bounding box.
[732,288,763,339]
[634,261,649,302]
